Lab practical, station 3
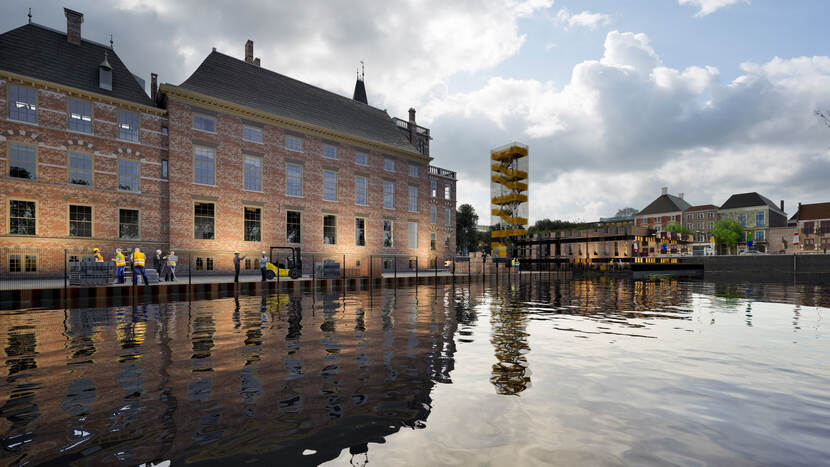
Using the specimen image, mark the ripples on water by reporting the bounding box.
[0,278,829,466]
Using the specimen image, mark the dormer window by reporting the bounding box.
[99,51,112,91]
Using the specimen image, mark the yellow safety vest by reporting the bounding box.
[133,251,146,267]
[115,253,126,267]
[94,252,103,262]
[167,258,176,267]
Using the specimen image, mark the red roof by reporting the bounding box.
[685,204,717,212]
[798,202,830,221]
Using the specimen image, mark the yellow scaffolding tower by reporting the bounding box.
[490,142,528,259]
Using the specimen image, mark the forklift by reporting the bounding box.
[265,246,303,280]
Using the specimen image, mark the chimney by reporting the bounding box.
[253,57,260,66]
[679,193,684,200]
[64,8,83,45]
[150,73,158,102]
[780,200,784,211]
[245,40,254,63]
[408,108,416,144]
[661,187,668,195]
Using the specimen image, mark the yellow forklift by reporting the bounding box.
[265,246,303,279]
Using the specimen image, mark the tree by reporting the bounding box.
[456,204,479,254]
[528,218,586,234]
[665,222,691,235]
[614,207,639,218]
[713,218,744,254]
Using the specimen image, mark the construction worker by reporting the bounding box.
[113,248,126,284]
[131,247,149,286]
[165,250,177,281]
[259,251,269,281]
[233,251,247,283]
[92,247,104,262]
[153,249,164,281]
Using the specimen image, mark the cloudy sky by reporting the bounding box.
[4,0,830,222]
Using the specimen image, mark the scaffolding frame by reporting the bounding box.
[490,142,529,259]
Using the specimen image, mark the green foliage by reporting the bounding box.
[713,218,744,251]
[456,204,479,253]
[665,222,691,234]
[528,218,591,234]
[614,207,639,218]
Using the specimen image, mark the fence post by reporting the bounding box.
[312,254,316,291]
[434,257,438,283]
[369,255,373,291]
[415,256,419,283]
[343,254,346,281]
[64,249,68,291]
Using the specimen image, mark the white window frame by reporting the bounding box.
[444,183,451,200]
[118,159,140,192]
[118,110,140,142]
[285,135,303,152]
[323,169,338,202]
[8,84,36,123]
[244,155,262,191]
[69,151,93,186]
[193,113,216,133]
[243,125,263,143]
[355,151,369,166]
[383,181,394,209]
[355,175,368,206]
[323,144,338,160]
[193,146,215,186]
[8,143,36,180]
[286,163,303,197]
[430,179,437,198]
[408,186,418,212]
[445,208,452,226]
[68,98,92,133]
[409,164,419,177]
[384,157,395,172]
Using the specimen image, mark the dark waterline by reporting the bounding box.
[1,279,829,466]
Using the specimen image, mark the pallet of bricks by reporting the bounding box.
[69,260,115,286]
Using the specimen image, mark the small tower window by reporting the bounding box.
[99,51,112,91]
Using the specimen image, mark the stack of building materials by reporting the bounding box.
[69,260,114,286]
[315,260,341,279]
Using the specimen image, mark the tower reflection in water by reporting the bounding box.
[0,287,457,466]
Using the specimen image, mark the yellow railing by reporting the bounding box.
[491,145,529,161]
[491,193,528,205]
[491,229,528,238]
[491,208,528,225]
[491,175,528,191]
[491,164,529,180]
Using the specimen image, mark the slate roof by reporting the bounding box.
[685,204,718,212]
[719,192,785,215]
[176,51,418,154]
[0,23,154,107]
[637,194,693,216]
[796,202,830,221]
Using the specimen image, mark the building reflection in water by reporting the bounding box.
[0,287,458,465]
[490,284,532,395]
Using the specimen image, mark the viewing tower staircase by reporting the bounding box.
[490,142,529,259]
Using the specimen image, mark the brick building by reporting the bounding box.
[792,202,830,253]
[0,10,169,275]
[0,9,457,276]
[634,187,692,231]
[718,192,787,253]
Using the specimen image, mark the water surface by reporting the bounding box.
[1,278,829,466]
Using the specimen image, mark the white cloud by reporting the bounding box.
[678,0,749,17]
[555,8,611,30]
[425,30,830,222]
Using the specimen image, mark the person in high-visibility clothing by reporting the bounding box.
[92,248,104,262]
[113,248,126,283]
[164,250,177,281]
[131,247,149,286]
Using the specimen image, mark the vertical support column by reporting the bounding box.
[64,249,67,291]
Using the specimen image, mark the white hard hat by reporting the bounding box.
[262,251,267,255]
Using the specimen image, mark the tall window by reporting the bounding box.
[355,218,366,246]
[408,186,418,212]
[285,135,303,152]
[119,209,139,239]
[68,99,92,133]
[383,220,393,248]
[243,125,263,143]
[756,230,765,242]
[323,144,338,159]
[194,147,215,185]
[9,200,36,235]
[409,165,419,177]
[430,179,437,198]
[118,110,139,142]
[430,233,436,250]
[738,213,746,227]
[355,175,367,205]
[383,181,394,209]
[118,160,140,191]
[287,211,301,243]
[444,183,451,200]
[9,143,36,179]
[384,157,395,172]
[445,234,451,249]
[8,85,36,123]
[244,156,262,191]
[161,159,168,179]
[69,205,92,237]
[355,151,368,166]
[323,215,337,244]
[323,170,337,201]
[408,222,418,249]
[69,152,92,185]
[194,202,215,239]
[445,208,452,226]
[9,254,37,273]
[244,207,261,241]
[430,206,437,224]
[756,211,765,227]
[286,163,302,197]
[193,114,215,132]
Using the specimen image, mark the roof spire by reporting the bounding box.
[353,60,368,104]
[110,33,113,49]
[27,7,32,24]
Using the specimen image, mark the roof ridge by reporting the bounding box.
[206,49,391,116]
[26,22,113,50]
